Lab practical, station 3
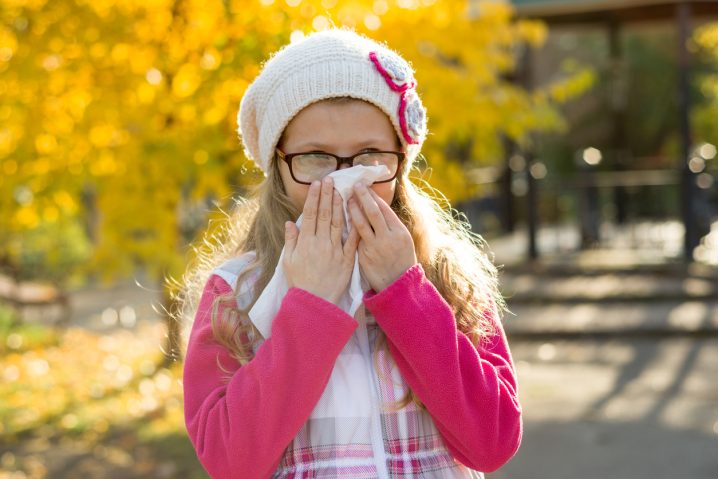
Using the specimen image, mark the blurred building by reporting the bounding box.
[496,0,718,261]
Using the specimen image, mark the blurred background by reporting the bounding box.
[1,0,717,478]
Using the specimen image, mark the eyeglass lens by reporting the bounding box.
[292,152,399,183]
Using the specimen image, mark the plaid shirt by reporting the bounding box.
[212,256,486,479]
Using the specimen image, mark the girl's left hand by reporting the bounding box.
[348,183,418,292]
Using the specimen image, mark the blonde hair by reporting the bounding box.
[173,99,506,410]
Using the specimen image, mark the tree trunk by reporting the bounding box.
[161,283,183,365]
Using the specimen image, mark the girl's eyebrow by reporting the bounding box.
[291,139,393,151]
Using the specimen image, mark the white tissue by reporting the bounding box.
[248,165,390,339]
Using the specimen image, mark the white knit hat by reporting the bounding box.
[238,28,428,174]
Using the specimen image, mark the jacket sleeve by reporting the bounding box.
[183,274,358,479]
[363,264,522,473]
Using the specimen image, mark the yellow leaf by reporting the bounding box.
[172,64,201,98]
[137,83,156,104]
[15,206,39,229]
[35,134,57,155]
[111,43,131,64]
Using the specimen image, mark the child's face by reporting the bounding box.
[277,99,401,213]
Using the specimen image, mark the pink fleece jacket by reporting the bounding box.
[183,264,522,479]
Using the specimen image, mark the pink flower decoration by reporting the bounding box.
[399,90,426,145]
[369,51,416,92]
[370,50,425,144]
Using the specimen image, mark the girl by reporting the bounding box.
[180,29,522,479]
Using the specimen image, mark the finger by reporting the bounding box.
[368,188,403,229]
[330,190,343,246]
[301,180,321,236]
[316,176,333,238]
[284,221,298,255]
[353,183,388,235]
[348,196,375,240]
[343,224,360,258]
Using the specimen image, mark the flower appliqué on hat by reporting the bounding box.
[369,51,415,91]
[369,51,426,145]
[401,90,426,143]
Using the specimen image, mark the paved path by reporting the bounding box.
[488,337,718,479]
[487,241,718,479]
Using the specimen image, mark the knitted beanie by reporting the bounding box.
[238,28,428,174]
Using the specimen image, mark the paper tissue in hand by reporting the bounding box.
[248,164,390,338]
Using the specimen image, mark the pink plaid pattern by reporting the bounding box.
[269,315,482,479]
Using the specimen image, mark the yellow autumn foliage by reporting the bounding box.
[694,23,718,143]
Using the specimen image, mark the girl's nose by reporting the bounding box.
[336,156,354,170]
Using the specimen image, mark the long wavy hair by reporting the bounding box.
[173,98,507,410]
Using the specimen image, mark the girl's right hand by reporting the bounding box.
[283,176,359,305]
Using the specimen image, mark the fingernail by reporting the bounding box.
[311,180,320,188]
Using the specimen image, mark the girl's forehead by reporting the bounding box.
[281,99,399,150]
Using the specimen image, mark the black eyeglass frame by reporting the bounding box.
[276,149,405,185]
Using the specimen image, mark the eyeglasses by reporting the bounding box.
[276,149,405,185]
